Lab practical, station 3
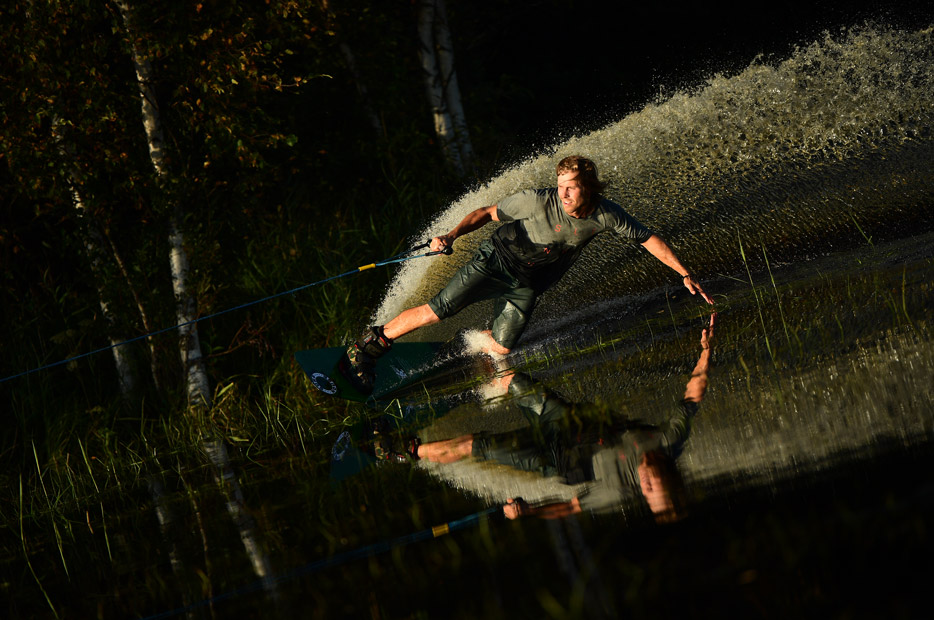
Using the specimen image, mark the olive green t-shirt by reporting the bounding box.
[492,189,653,291]
[578,400,697,514]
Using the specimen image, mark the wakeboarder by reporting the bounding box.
[341,155,713,394]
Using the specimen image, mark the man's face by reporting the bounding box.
[557,171,587,216]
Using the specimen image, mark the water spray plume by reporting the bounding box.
[377,25,934,343]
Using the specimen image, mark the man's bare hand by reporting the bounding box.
[430,235,455,253]
[684,275,714,305]
[503,497,529,520]
[701,312,717,349]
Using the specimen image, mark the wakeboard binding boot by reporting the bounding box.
[339,325,392,396]
[367,416,421,463]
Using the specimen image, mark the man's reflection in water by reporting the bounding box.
[416,313,715,523]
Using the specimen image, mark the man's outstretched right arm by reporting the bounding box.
[431,205,499,252]
[684,313,715,403]
[640,234,714,305]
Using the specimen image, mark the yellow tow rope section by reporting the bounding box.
[357,263,377,271]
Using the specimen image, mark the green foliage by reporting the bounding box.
[0,18,479,603]
[0,0,463,464]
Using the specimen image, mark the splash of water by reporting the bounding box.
[376,25,934,344]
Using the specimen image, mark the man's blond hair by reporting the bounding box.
[556,156,607,205]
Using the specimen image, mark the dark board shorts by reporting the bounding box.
[427,240,538,350]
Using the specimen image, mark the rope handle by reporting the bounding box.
[425,244,454,256]
[394,240,453,259]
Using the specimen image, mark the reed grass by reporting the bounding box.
[14,234,923,539]
[847,210,874,250]
[762,244,797,355]
[3,166,933,618]
[738,235,774,363]
[2,158,435,476]
[19,476,60,619]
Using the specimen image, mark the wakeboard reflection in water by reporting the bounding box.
[374,25,934,351]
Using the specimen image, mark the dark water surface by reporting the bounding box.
[11,230,932,619]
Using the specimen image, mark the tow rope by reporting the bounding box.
[1,242,452,384]
[138,505,501,620]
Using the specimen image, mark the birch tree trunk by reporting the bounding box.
[417,0,473,177]
[116,0,211,409]
[70,190,139,397]
[204,439,280,602]
[51,116,138,399]
[101,231,163,391]
[24,0,141,398]
[432,0,474,168]
[115,8,277,600]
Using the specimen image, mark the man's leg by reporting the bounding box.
[487,295,535,354]
[416,434,473,463]
[383,306,511,356]
[339,305,440,395]
[342,240,508,393]
[474,329,511,355]
[383,304,441,341]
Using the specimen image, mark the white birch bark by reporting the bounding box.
[417,0,465,176]
[51,117,137,398]
[117,0,211,409]
[27,0,139,397]
[102,231,162,391]
[432,0,474,170]
[71,192,138,396]
[115,9,275,600]
[203,439,280,601]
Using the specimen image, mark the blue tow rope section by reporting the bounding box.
[1,242,451,385]
[138,505,502,620]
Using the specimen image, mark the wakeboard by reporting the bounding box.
[294,342,444,404]
[295,339,499,406]
[299,341,505,483]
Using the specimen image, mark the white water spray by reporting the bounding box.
[377,25,934,346]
